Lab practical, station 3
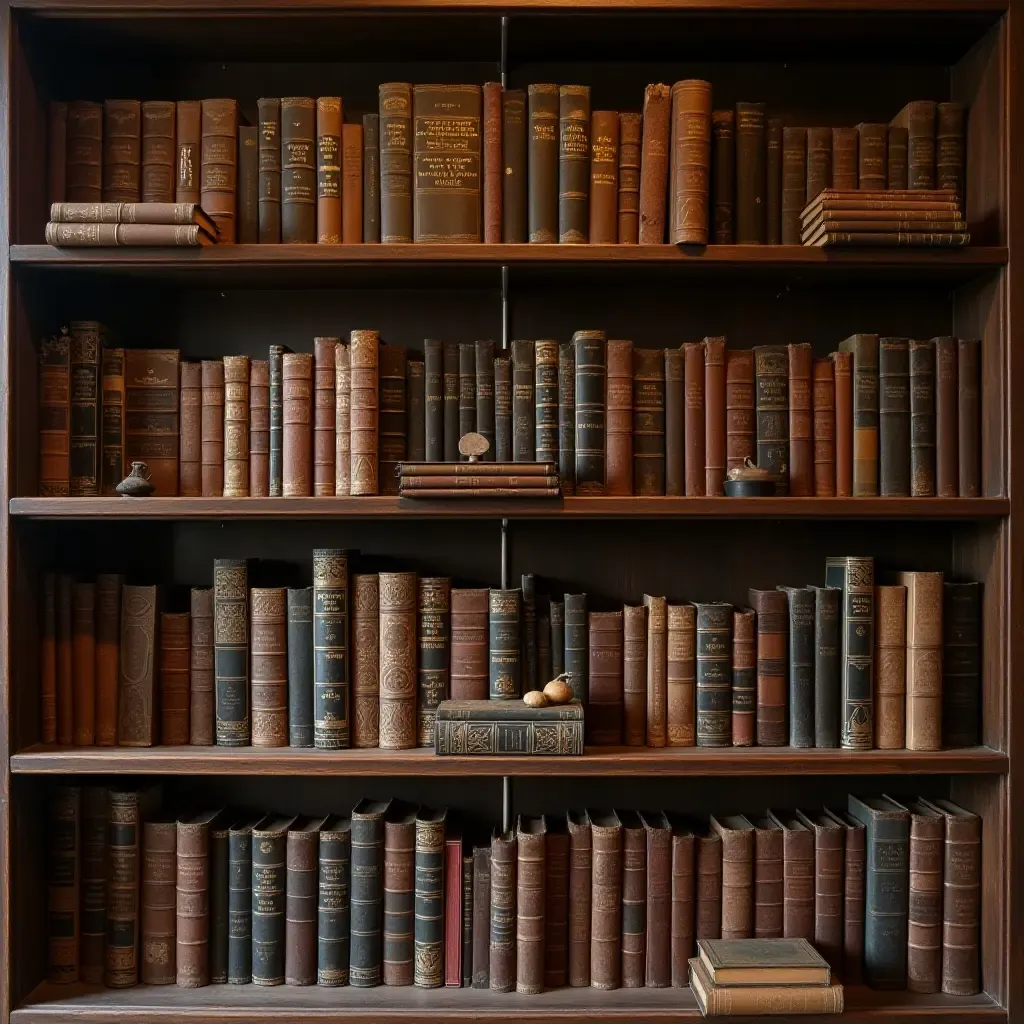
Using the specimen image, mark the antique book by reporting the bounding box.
[417,577,450,747]
[787,342,813,496]
[604,338,633,495]
[237,125,259,243]
[313,338,337,495]
[527,84,559,243]
[825,808,866,984]
[813,357,836,496]
[768,810,814,941]
[897,799,944,993]
[103,99,141,202]
[200,359,224,497]
[312,550,349,749]
[899,570,944,751]
[879,336,911,496]
[703,336,727,495]
[563,592,587,704]
[93,574,122,746]
[752,817,784,939]
[711,815,754,940]
[806,126,832,202]
[380,83,413,242]
[888,124,909,189]
[665,347,683,496]
[695,823,723,941]
[494,355,512,461]
[189,588,214,745]
[748,589,787,746]
[222,354,249,498]
[317,815,351,986]
[68,321,103,496]
[251,814,297,986]
[730,608,756,747]
[489,588,522,700]
[588,610,623,744]
[383,803,416,986]
[472,845,491,988]
[753,345,788,493]
[589,809,622,989]
[258,98,282,243]
[350,330,380,495]
[281,351,313,497]
[39,330,72,496]
[618,111,642,244]
[725,349,755,473]
[781,586,814,748]
[712,109,735,243]
[847,794,910,989]
[413,84,482,242]
[482,82,502,243]
[622,603,647,746]
[537,596,553,694]
[551,598,566,678]
[670,80,711,244]
[891,101,936,190]
[564,810,592,987]
[424,339,444,463]
[56,575,72,745]
[781,127,807,245]
[558,85,591,243]
[250,588,287,747]
[158,611,190,745]
[811,586,841,749]
[335,343,351,494]
[502,89,527,243]
[825,555,875,750]
[315,97,342,243]
[280,97,316,243]
[832,126,859,191]
[515,816,546,994]
[909,339,936,496]
[644,594,668,746]
[459,342,477,454]
[943,581,980,747]
[200,98,238,242]
[699,935,829,986]
[249,359,270,497]
[619,810,646,988]
[936,101,966,199]
[379,572,417,748]
[875,585,908,749]
[634,347,666,495]
[542,816,569,988]
[446,832,465,987]
[856,123,888,190]
[435,700,583,753]
[449,587,488,702]
[214,559,249,746]
[833,351,853,497]
[669,819,695,985]
[363,113,381,243]
[683,342,706,495]
[838,332,880,496]
[125,347,180,492]
[342,122,363,242]
[47,786,80,983]
[689,958,844,1016]
[67,101,102,202]
[227,815,260,984]
[735,101,766,243]
[209,817,230,984]
[178,359,201,496]
[665,602,696,744]
[489,828,516,992]
[958,338,980,497]
[521,574,537,695]
[589,109,619,244]
[176,809,219,987]
[71,582,96,745]
[637,83,671,243]
[934,335,959,497]
[511,339,534,464]
[349,799,388,987]
[141,818,176,985]
[558,341,576,493]
[696,602,732,747]
[117,584,159,746]
[351,575,380,748]
[765,117,782,243]
[41,575,57,742]
[574,330,607,492]
[636,812,670,988]
[534,339,559,468]
[796,810,845,970]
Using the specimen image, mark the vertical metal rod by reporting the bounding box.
[500,16,509,88]
[501,264,509,351]
[502,776,513,833]
[500,517,509,589]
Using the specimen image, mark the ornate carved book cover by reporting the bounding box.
[80,785,108,982]
[227,814,261,984]
[735,101,766,243]
[317,814,351,986]
[383,802,416,986]
[188,588,213,745]
[670,81,711,244]
[811,586,841,748]
[313,338,337,496]
[71,582,96,745]
[619,809,646,988]
[347,575,380,748]
[342,123,363,243]
[47,786,80,983]
[780,586,814,748]
[280,97,315,243]
[899,571,943,751]
[417,577,450,747]
[67,101,102,203]
[435,699,583,755]
[124,347,180,496]
[474,341,495,461]
[787,343,813,496]
[336,345,353,491]
[251,814,296,986]
[311,550,349,749]
[825,808,866,984]
[669,817,695,985]
[665,602,695,746]
[710,815,754,939]
[588,610,623,745]
[534,339,559,469]
[696,602,732,747]
[515,816,546,993]
[117,584,159,746]
[909,339,936,496]
[543,816,569,988]
[472,845,491,988]
[618,112,641,244]
[623,603,647,746]
[887,124,909,189]
[731,608,756,747]
[897,799,943,994]
[39,330,72,496]
[856,123,887,191]
[237,125,258,243]
[222,354,249,498]
[103,99,141,202]
[694,823,723,941]
[589,110,619,244]
[943,581,980,747]
[483,83,502,244]
[379,572,417,749]
[141,818,175,985]
[315,97,342,244]
[958,338,980,497]
[350,799,388,987]
[683,342,706,495]
[200,99,238,242]
[285,587,313,747]
[796,810,845,971]
[832,351,853,497]
[725,349,754,473]
[158,611,190,745]
[176,809,221,987]
[250,588,287,747]
[753,345,788,493]
[768,810,814,942]
[589,809,622,990]
[752,816,783,939]
[638,84,670,243]
[527,84,558,243]
[362,113,381,243]
[101,346,127,495]
[813,357,836,496]
[350,330,380,496]
[837,333,880,497]
[875,585,907,749]
[879,336,911,496]
[281,351,312,497]
[502,89,527,243]
[257,98,281,243]
[712,110,735,244]
[748,589,787,746]
[574,330,607,492]
[891,101,936,190]
[558,86,591,243]
[200,359,224,497]
[213,559,250,748]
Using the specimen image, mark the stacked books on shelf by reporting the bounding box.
[46,94,966,246]
[37,326,982,499]
[44,202,219,247]
[398,457,560,498]
[38,553,980,753]
[46,787,982,998]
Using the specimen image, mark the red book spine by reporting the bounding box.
[445,837,462,986]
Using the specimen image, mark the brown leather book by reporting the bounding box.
[589,809,622,990]
[856,123,888,190]
[666,603,696,746]
[711,815,754,940]
[378,344,407,496]
[141,819,177,984]
[316,97,342,244]
[527,84,559,244]
[382,802,415,986]
[258,98,282,243]
[117,585,159,746]
[351,574,380,748]
[749,589,787,746]
[93,574,122,746]
[633,347,665,495]
[281,352,312,497]
[899,798,944,993]
[825,807,865,984]
[200,99,238,242]
[99,345,126,495]
[888,124,909,189]
[379,83,413,243]
[125,348,180,496]
[695,823,723,941]
[936,101,966,199]
[566,810,592,987]
[637,812,670,988]
[515,816,546,994]
[589,110,619,244]
[71,581,96,745]
[177,361,201,497]
[812,357,836,496]
[588,610,623,745]
[341,123,363,243]
[958,338,980,497]
[350,330,380,495]
[472,844,491,989]
[189,587,214,745]
[67,321,103,497]
[934,335,958,497]
[223,355,250,498]
[619,810,646,988]
[725,349,755,473]
[712,110,735,244]
[618,112,642,244]
[379,572,417,749]
[806,126,832,203]
[38,329,71,497]
[286,818,324,986]
[141,100,176,203]
[281,97,316,243]
[781,127,807,245]
[703,337,727,494]
[200,360,225,497]
[788,342,813,496]
[664,347,683,496]
[796,809,845,970]
[67,101,102,202]
[669,819,695,986]
[683,342,706,495]
[483,82,503,244]
[56,575,73,745]
[48,101,67,205]
[40,575,57,742]
[103,99,141,202]
[237,125,259,243]
[669,80,711,244]
[832,127,859,191]
[731,607,756,746]
[334,343,351,494]
[176,809,219,987]
[909,339,936,497]
[623,603,647,746]
[832,351,853,497]
[450,587,488,701]
[899,571,944,751]
[735,102,766,243]
[766,117,782,244]
[313,338,337,496]
[605,339,633,495]
[248,358,270,497]
[250,588,287,747]
[558,85,591,243]
[752,816,783,938]
[638,84,671,244]
[769,811,814,941]
[175,101,200,204]
[644,594,668,747]
[544,816,569,988]
[891,100,936,190]
[874,584,907,749]
[158,611,190,745]
[407,359,425,464]
[489,828,516,992]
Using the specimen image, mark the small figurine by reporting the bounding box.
[115,461,156,497]
[723,457,776,497]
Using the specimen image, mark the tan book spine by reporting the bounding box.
[189,588,214,745]
[725,349,755,473]
[316,97,342,244]
[200,98,238,243]
[874,585,907,749]
[589,810,622,990]
[342,123,363,243]
[141,820,177,985]
[159,612,191,745]
[223,355,250,498]
[670,80,712,245]
[249,359,270,498]
[352,574,380,748]
[644,594,668,747]
[283,352,314,497]
[313,339,338,496]
[201,360,225,497]
[617,112,642,244]
[666,603,696,746]
[899,571,944,751]
[178,361,202,497]
[335,343,351,495]
[379,572,417,749]
[250,587,288,747]
[350,330,380,495]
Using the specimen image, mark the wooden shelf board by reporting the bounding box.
[8,496,1010,521]
[12,981,1005,1023]
[10,744,1007,776]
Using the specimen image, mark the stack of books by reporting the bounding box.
[398,460,560,499]
[689,938,844,1016]
[44,202,218,247]
[800,188,969,247]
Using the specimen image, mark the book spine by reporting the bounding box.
[489,831,516,992]
[888,125,909,190]
[735,102,766,243]
[574,331,607,493]
[409,360,427,463]
[176,815,212,988]
[711,110,735,244]
[590,816,622,990]
[424,339,444,463]
[350,807,385,988]
[159,610,190,746]
[833,351,853,497]
[857,123,888,190]
[103,99,141,202]
[473,340,495,460]
[558,86,591,243]
[535,339,559,468]
[141,819,176,984]
[663,349,681,496]
[605,339,634,495]
[281,352,313,497]
[362,113,380,243]
[588,109,619,244]
[450,588,488,702]
[587,610,624,744]
[379,83,413,243]
[749,589,787,746]
[634,348,666,495]
[784,587,815,747]
[670,832,695,984]
[943,582,980,747]
[899,100,937,190]
[100,347,126,495]
[909,339,936,496]
[564,593,588,705]
[312,549,349,749]
[117,584,159,746]
[842,816,866,984]
[516,819,547,994]
[753,823,783,939]
[249,359,270,496]
[200,99,237,242]
[67,101,102,202]
[527,84,559,243]
[703,336,726,495]
[481,82,501,243]
[462,853,474,987]
[900,571,944,751]
[258,98,282,243]
[765,117,782,244]
[47,786,80,983]
[622,604,647,746]
[186,587,213,745]
[417,577,451,747]
[754,345,788,494]
[875,584,908,749]
[788,342,813,496]
[316,97,342,244]
[68,321,102,496]
[502,89,527,243]
[941,809,980,995]
[494,355,512,462]
[958,339,980,497]
[713,819,753,939]
[350,330,380,495]
[379,572,417,748]
[813,357,836,496]
[200,360,224,497]
[550,598,566,679]
[936,101,966,201]
[440,342,459,462]
[313,338,337,495]
[811,587,841,748]
[683,342,705,495]
[781,822,814,941]
[934,335,958,497]
[731,608,755,747]
[178,360,202,497]
[335,343,351,494]
[106,790,146,987]
[472,847,491,988]
[244,589,284,748]
[38,331,71,497]
[725,349,755,473]
[670,81,711,244]
[383,816,414,985]
[227,824,253,983]
[806,126,832,203]
[695,602,732,747]
[458,342,477,455]
[71,582,96,745]
[512,339,535,464]
[695,832,722,940]
[214,559,249,746]
[208,823,229,984]
[252,823,289,986]
[642,817,671,988]
[845,333,880,496]
[880,337,911,496]
[352,575,381,747]
[645,595,668,747]
[832,126,859,191]
[280,97,316,243]
[665,603,695,746]
[237,126,259,243]
[544,827,569,988]
[638,84,671,243]
[521,573,537,695]
[490,588,522,700]
[342,123,363,242]
[558,342,576,493]
[618,112,642,244]
[223,354,250,498]
[620,816,646,988]
[567,815,592,987]
[86,575,117,749]
[437,719,583,755]
[907,810,944,993]
[318,824,351,986]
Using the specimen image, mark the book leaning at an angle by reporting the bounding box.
[697,938,830,986]
[689,957,844,1017]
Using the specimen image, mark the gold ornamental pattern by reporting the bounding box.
[349,329,380,496]
[379,570,416,750]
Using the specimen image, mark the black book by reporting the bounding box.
[407,359,426,462]
[879,337,911,497]
[462,850,473,988]
[753,345,789,495]
[424,339,444,463]
[812,586,841,748]
[564,593,588,705]
[458,343,476,457]
[286,587,313,747]
[573,330,607,493]
[558,341,576,494]
[521,573,537,694]
[489,588,522,699]
[350,798,389,988]
[536,595,552,689]
[943,581,981,747]
[269,344,288,497]
[550,598,565,678]
[228,815,262,984]
[210,816,230,983]
[475,340,496,461]
[317,814,352,987]
[512,339,536,463]
[443,342,460,463]
[313,549,349,749]
[252,815,296,986]
[417,577,451,748]
[909,339,936,497]
[362,113,380,243]
[494,356,512,462]
[214,558,249,746]
[780,586,815,748]
[535,339,559,467]
[695,602,733,747]
[414,807,447,989]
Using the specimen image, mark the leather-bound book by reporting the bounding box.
[214,559,249,746]
[781,586,814,748]
[735,102,766,243]
[515,816,546,994]
[711,110,735,243]
[537,596,553,697]
[666,602,696,746]
[482,82,502,243]
[362,113,381,243]
[379,83,414,243]
[832,351,853,497]
[446,833,465,987]
[450,587,488,701]
[937,101,966,199]
[379,572,417,748]
[188,587,214,745]
[934,336,958,497]
[683,341,706,495]
[280,97,316,243]
[664,347,684,496]
[564,593,588,705]
[589,809,622,990]
[72,582,96,744]
[142,99,176,201]
[731,607,756,747]
[558,341,576,493]
[768,810,814,941]
[521,573,537,694]
[551,598,566,677]
[489,829,516,992]
[103,99,141,202]
[806,126,832,203]
[669,80,711,244]
[417,577,450,747]
[943,581,980,747]
[958,338,980,497]
[222,354,250,498]
[94,575,122,746]
[251,815,297,986]
[285,818,323,986]
[378,345,406,494]
[711,815,754,939]
[472,845,491,988]
[540,817,568,989]
[38,330,71,497]
[413,85,481,242]
[589,110,619,244]
[317,815,351,986]
[645,594,668,745]
[566,810,592,987]
[424,339,444,462]
[350,329,380,495]
[459,342,477,453]
[47,786,80,983]
[856,123,888,190]
[574,330,607,492]
[695,823,723,941]
[209,817,230,983]
[281,351,313,496]
[637,83,671,244]
[527,84,559,243]
[258,98,282,243]
[909,339,935,496]
[335,343,351,493]
[48,101,67,204]
[502,89,527,243]
[749,588,787,746]
[489,588,522,700]
[350,799,388,987]
[765,117,782,244]
[811,586,841,749]
[511,339,535,464]
[68,321,103,496]
[383,803,416,986]
[117,585,159,746]
[315,97,342,243]
[200,99,238,242]
[201,359,225,496]
[56,575,73,745]
[696,602,732,747]
[832,127,859,191]
[812,357,836,496]
[41,575,57,742]
[703,336,727,495]
[618,112,642,244]
[351,574,380,747]
[754,345,788,493]
[899,570,944,751]
[588,611,623,744]
[847,794,910,989]
[896,799,944,993]
[226,815,258,984]
[495,355,513,461]
[159,611,190,745]
[796,809,845,970]
[752,817,783,939]
[313,338,337,495]
[141,819,176,984]
[618,810,646,988]
[342,123,363,242]
[534,338,559,468]
[725,349,755,473]
[67,101,102,202]
[250,588,287,747]
[238,125,259,242]
[623,603,647,746]
[838,333,880,496]
[888,124,909,189]
[249,358,270,497]
[178,360,201,496]
[640,812,671,988]
[475,339,496,461]
[825,808,865,984]
[781,127,807,245]
[312,549,349,749]
[669,819,695,985]
[558,85,591,243]
[605,339,633,495]
[891,101,936,190]
[787,342,813,496]
[874,584,907,749]
[634,347,666,495]
[176,808,219,987]
[879,337,911,496]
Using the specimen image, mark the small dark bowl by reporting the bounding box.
[724,478,776,497]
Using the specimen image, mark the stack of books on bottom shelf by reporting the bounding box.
[398,460,561,499]
[689,939,843,1016]
[44,201,219,247]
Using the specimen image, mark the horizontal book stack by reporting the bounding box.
[46,786,983,998]
[44,201,219,247]
[46,94,966,247]
[36,328,983,501]
[37,554,981,753]
[398,461,560,498]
